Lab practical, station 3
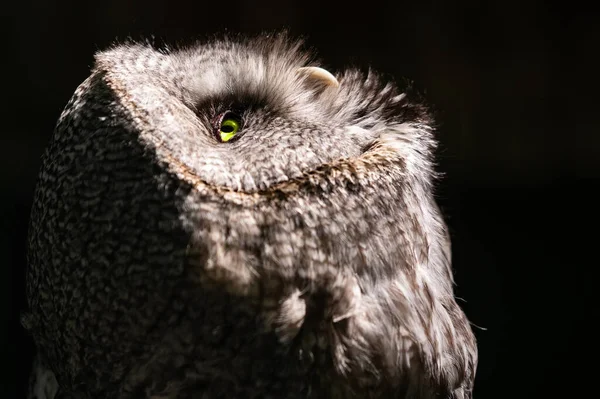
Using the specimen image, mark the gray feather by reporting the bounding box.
[24,33,477,398]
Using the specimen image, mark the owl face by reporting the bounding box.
[96,35,432,193]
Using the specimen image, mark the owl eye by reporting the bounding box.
[216,112,242,142]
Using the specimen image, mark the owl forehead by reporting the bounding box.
[98,41,341,120]
[175,44,324,115]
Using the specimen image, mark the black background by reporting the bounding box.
[3,1,595,398]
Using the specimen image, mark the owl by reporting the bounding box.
[23,34,477,398]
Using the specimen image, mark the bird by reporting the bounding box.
[22,33,478,399]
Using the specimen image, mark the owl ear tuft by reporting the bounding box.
[297,67,340,89]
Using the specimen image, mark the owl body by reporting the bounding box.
[24,35,477,398]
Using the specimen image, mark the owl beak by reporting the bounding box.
[297,66,340,88]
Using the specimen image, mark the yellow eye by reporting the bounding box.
[218,116,241,142]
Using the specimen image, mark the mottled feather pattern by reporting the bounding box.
[24,33,477,398]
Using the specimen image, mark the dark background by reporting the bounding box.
[3,1,595,398]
